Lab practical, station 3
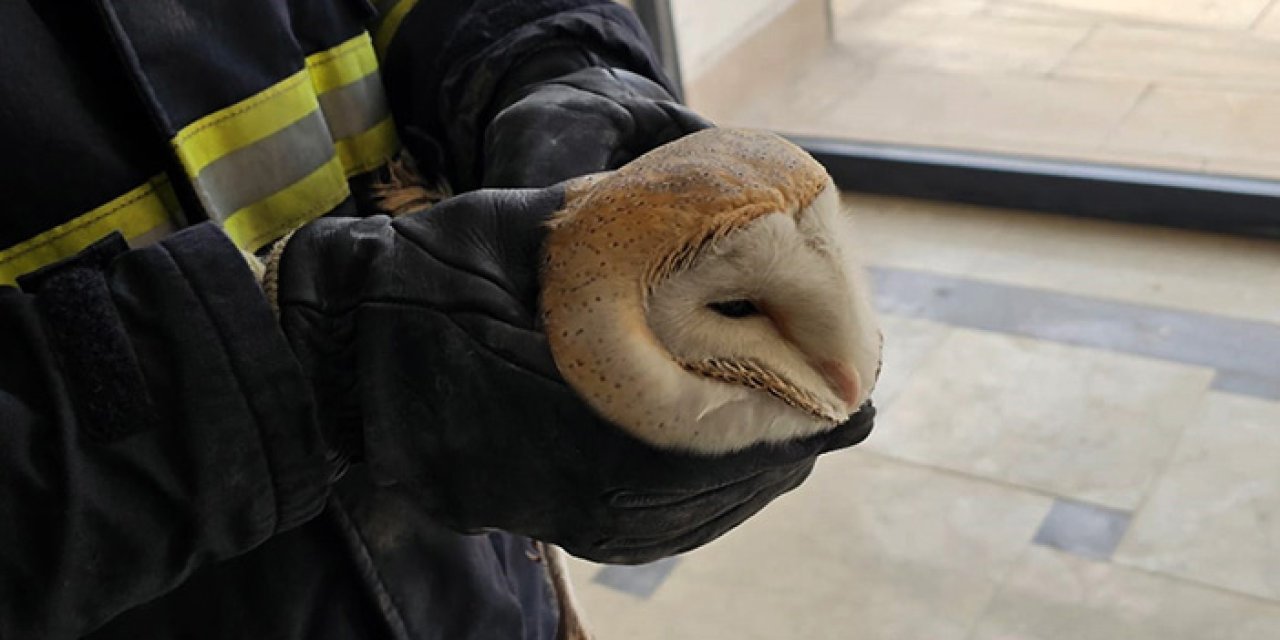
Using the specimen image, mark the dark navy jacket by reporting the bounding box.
[0,1,669,637]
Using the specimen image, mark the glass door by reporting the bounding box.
[637,0,1280,236]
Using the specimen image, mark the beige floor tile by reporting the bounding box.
[833,0,989,21]
[1058,24,1280,91]
[1115,393,1280,601]
[778,65,1146,157]
[723,2,1280,175]
[723,44,1147,152]
[872,314,953,408]
[970,547,1280,640]
[868,329,1215,509]
[1072,147,1205,173]
[831,0,1092,77]
[1023,0,1272,29]
[1104,85,1280,166]
[1206,155,1280,181]
[710,52,871,130]
[980,0,1102,26]
[864,15,1093,75]
[845,193,1280,324]
[570,450,1052,640]
[967,211,1280,324]
[836,8,942,51]
[844,193,1011,275]
[1256,1,1280,38]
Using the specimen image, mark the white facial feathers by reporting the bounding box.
[645,182,882,451]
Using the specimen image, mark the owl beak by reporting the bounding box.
[817,360,860,414]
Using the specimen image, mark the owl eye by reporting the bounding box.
[707,299,760,318]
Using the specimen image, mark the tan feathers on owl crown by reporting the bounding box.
[554,129,830,295]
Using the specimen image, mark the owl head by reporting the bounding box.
[542,128,882,454]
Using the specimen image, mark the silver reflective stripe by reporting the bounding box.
[318,71,390,141]
[128,219,180,248]
[192,110,336,221]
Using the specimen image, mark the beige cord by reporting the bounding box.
[240,249,266,282]
[537,542,596,640]
[261,230,298,318]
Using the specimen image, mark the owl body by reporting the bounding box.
[542,129,882,454]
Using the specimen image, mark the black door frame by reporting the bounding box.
[632,0,1280,239]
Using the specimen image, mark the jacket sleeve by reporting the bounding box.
[0,224,332,639]
[377,0,675,191]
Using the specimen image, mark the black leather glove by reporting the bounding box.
[275,184,875,564]
[479,58,712,189]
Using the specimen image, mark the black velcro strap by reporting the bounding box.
[18,233,158,442]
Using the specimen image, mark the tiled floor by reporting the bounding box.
[696,0,1280,179]
[567,196,1280,638]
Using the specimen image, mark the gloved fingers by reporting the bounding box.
[394,185,566,307]
[483,87,628,188]
[448,313,562,383]
[819,401,877,453]
[654,100,714,136]
[432,318,872,494]
[585,410,871,530]
[591,67,674,102]
[604,465,792,509]
[595,463,812,542]
[582,463,813,564]
[606,426,851,494]
[620,95,713,148]
[481,67,714,189]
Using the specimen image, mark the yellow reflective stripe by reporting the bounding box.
[0,176,177,285]
[310,33,401,175]
[222,156,349,251]
[306,32,380,94]
[170,33,401,252]
[374,0,421,59]
[335,116,399,178]
[173,70,318,178]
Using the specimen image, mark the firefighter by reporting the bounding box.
[0,1,875,638]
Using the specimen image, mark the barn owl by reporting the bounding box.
[543,127,882,455]
[374,127,882,640]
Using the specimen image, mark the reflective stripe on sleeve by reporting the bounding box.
[222,156,350,250]
[2,33,401,280]
[372,0,421,59]
[310,36,399,178]
[0,175,179,286]
[172,32,400,251]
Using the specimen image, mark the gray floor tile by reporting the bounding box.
[1033,499,1132,561]
[871,267,1280,401]
[1213,369,1280,400]
[592,557,681,599]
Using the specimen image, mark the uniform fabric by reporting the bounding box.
[0,0,668,637]
[0,1,875,639]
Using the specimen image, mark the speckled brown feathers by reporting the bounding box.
[371,154,452,217]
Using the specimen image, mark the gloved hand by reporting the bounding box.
[478,57,712,189]
[273,183,875,564]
